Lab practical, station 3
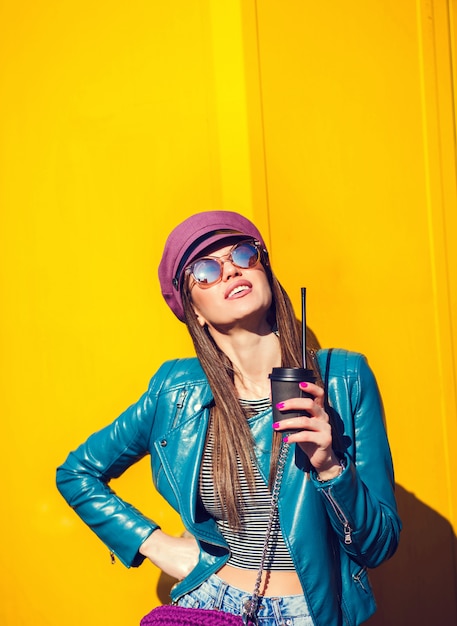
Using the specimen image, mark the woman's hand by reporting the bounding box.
[139,529,199,580]
[273,381,341,480]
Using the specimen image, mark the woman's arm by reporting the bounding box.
[139,529,199,580]
[56,383,160,567]
[312,352,401,567]
[273,350,401,568]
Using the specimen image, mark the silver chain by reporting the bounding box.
[242,441,290,625]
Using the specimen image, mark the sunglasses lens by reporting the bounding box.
[231,243,259,268]
[191,258,222,285]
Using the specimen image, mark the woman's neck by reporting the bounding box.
[214,327,281,400]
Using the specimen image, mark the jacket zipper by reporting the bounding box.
[353,567,368,591]
[171,389,188,429]
[322,488,353,545]
[155,389,189,484]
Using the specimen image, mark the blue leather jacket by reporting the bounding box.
[56,349,400,626]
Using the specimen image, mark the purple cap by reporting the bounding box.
[158,211,266,322]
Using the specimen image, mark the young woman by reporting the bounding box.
[56,211,401,626]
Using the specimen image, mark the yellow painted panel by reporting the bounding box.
[249,0,456,515]
[246,1,457,624]
[0,1,255,625]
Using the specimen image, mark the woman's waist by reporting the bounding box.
[216,564,303,597]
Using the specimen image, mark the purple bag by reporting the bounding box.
[140,604,243,625]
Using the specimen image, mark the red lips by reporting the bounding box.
[224,279,253,299]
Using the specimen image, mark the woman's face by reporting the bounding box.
[187,241,273,332]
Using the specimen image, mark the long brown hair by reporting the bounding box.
[181,261,321,528]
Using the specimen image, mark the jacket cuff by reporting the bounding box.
[310,454,348,486]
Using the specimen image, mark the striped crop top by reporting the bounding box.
[199,398,295,570]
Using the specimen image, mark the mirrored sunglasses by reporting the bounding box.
[185,240,261,288]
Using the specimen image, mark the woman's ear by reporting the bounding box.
[196,314,207,328]
[192,304,207,328]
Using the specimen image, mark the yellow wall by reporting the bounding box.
[245,2,457,624]
[0,1,456,625]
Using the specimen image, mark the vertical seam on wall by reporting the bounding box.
[416,0,442,377]
[444,0,457,608]
[253,0,272,255]
[437,0,457,537]
[442,0,457,380]
[417,0,457,531]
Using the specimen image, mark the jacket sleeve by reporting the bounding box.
[56,367,169,568]
[312,351,401,568]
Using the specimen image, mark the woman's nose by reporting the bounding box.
[221,258,241,281]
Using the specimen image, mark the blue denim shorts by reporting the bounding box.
[177,574,315,626]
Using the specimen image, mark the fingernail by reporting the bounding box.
[283,435,289,443]
[276,402,285,409]
[272,422,280,429]
[299,382,308,388]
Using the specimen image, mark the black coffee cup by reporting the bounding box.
[269,367,316,422]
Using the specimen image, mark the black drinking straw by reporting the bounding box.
[301,287,307,368]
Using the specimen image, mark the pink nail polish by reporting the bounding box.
[276,402,285,409]
[283,435,289,443]
[299,381,308,388]
[273,422,280,429]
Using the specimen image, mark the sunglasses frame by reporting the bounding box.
[185,239,262,289]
